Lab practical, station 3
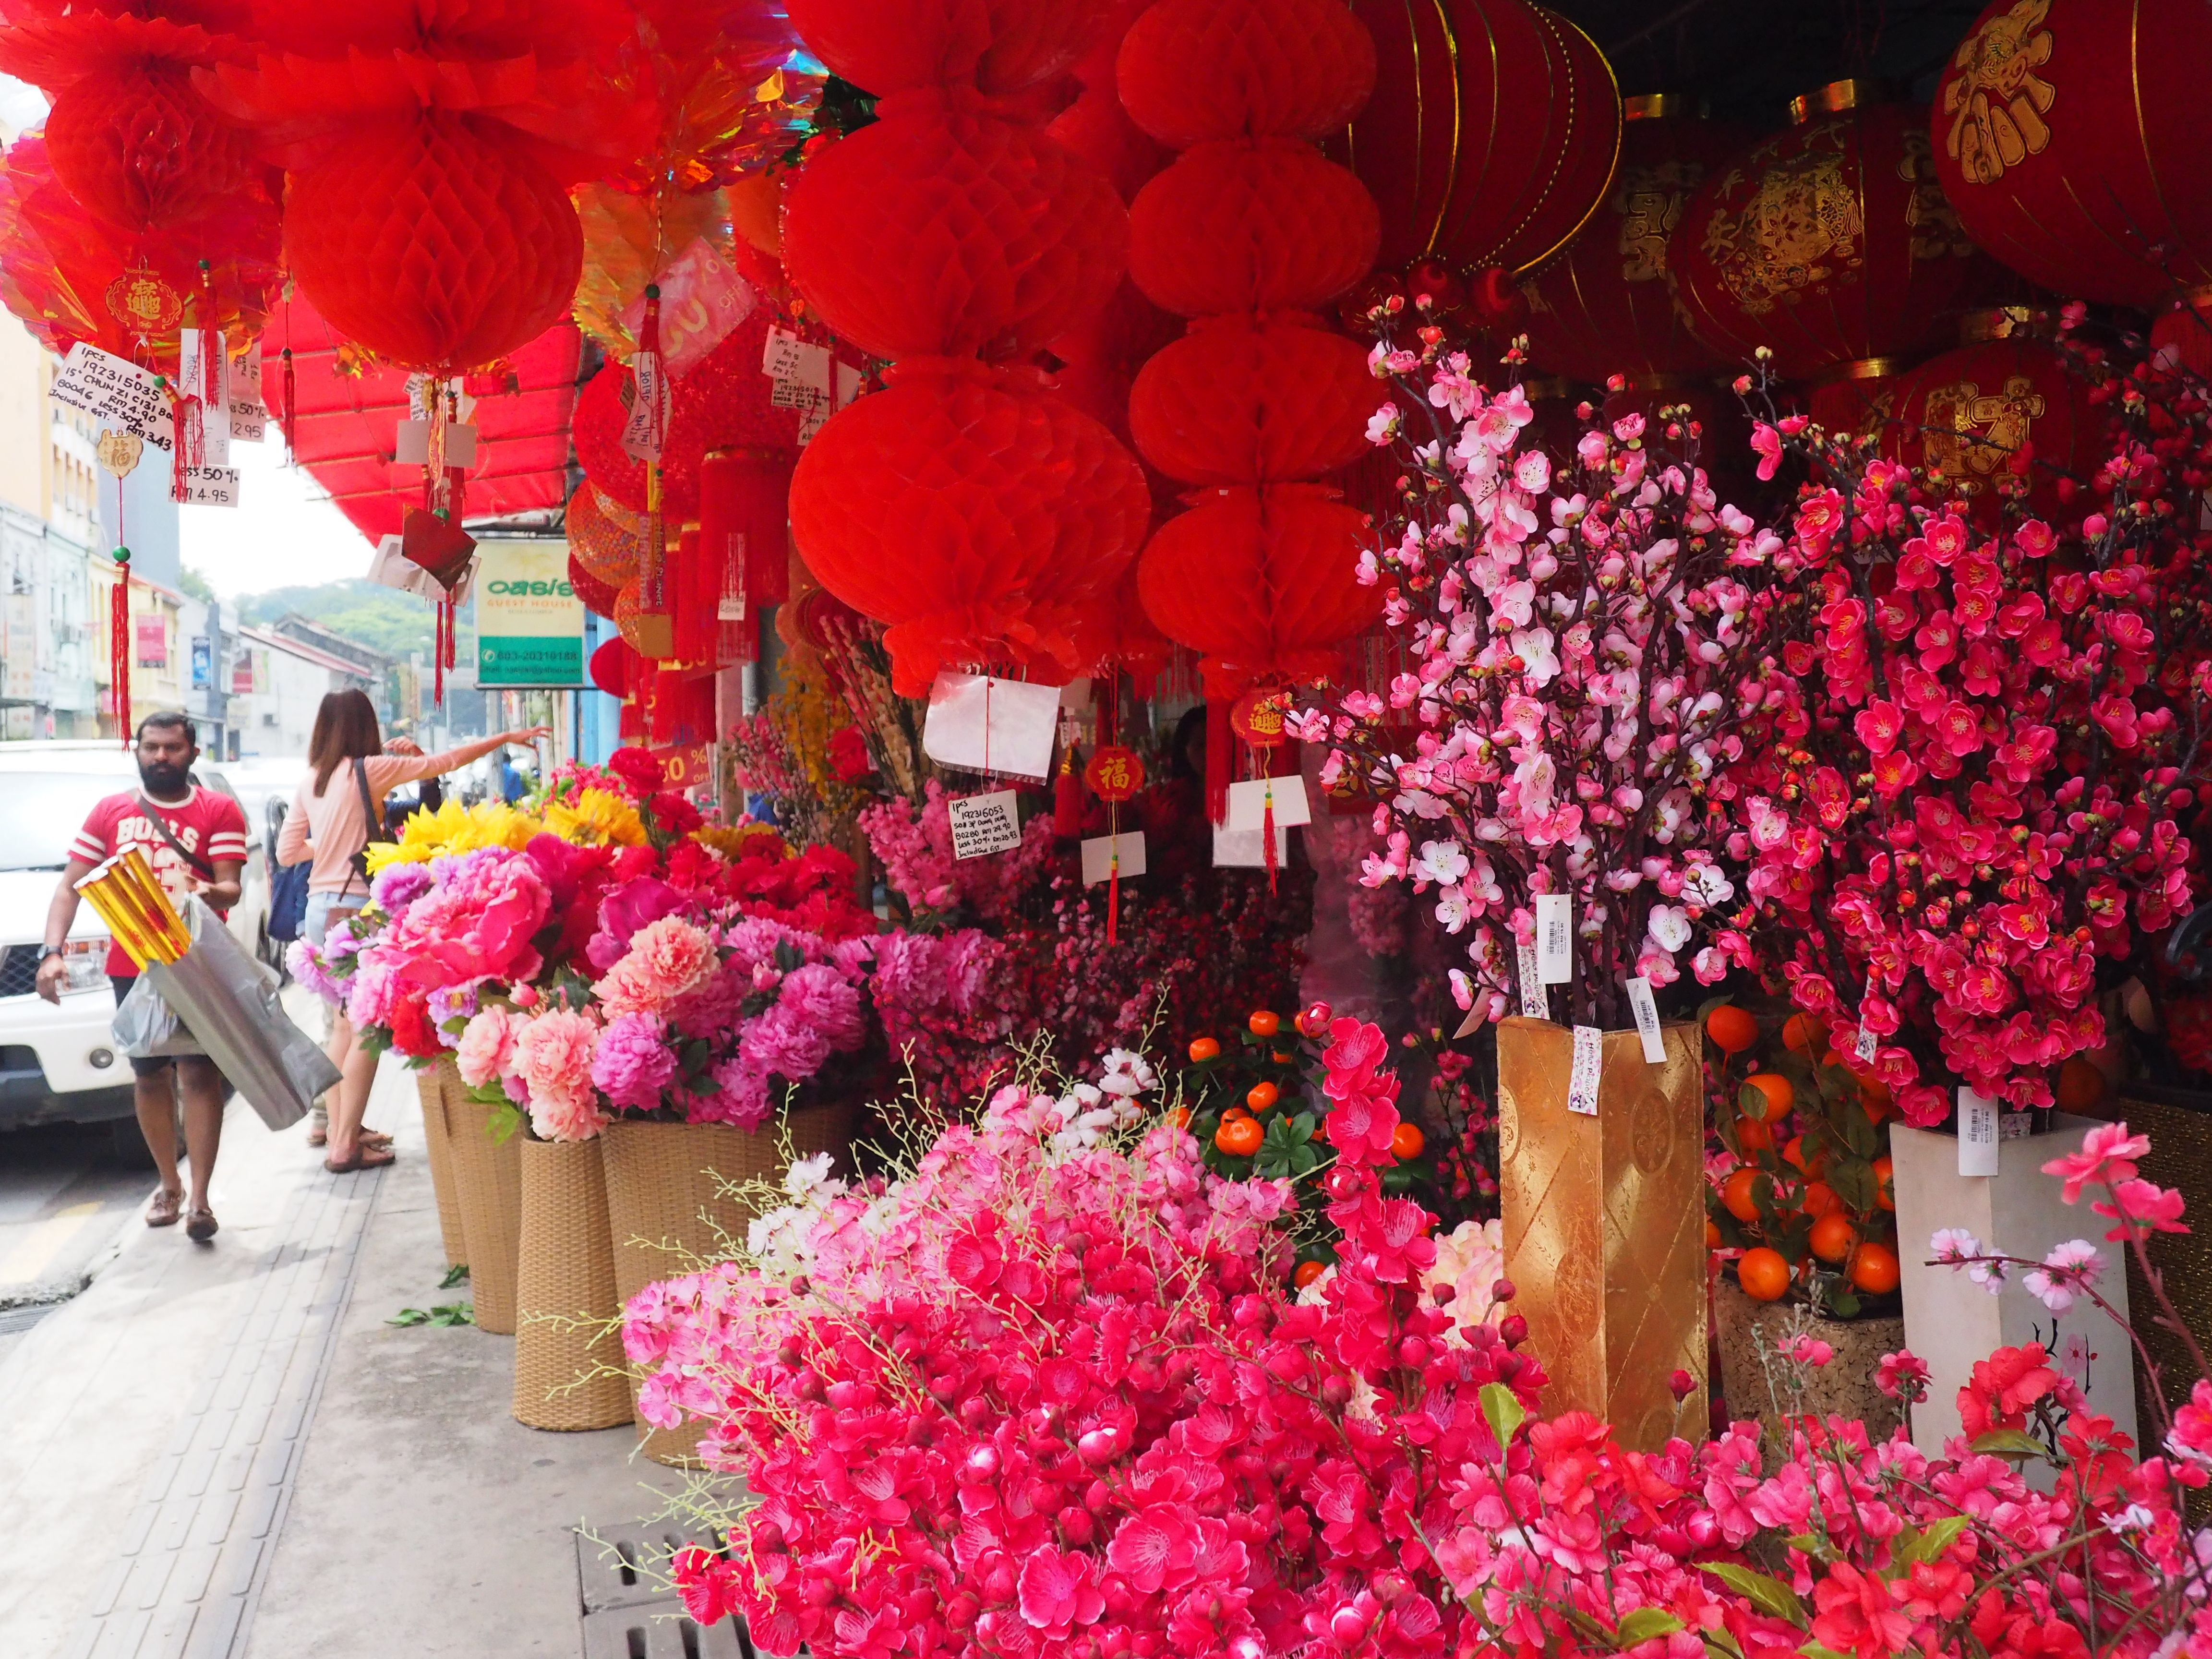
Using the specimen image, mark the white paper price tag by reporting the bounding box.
[1854,1022,1879,1063]
[51,343,173,451]
[229,351,265,443]
[1225,774,1313,833]
[762,326,831,392]
[1213,822,1290,868]
[796,398,831,445]
[620,352,671,463]
[921,672,1061,780]
[177,466,240,507]
[1568,1024,1603,1116]
[835,360,864,409]
[394,420,477,468]
[178,329,229,465]
[1959,1087,2000,1177]
[946,790,1022,860]
[1536,893,1573,985]
[1625,976,1666,1064]
[1080,831,1145,886]
[1517,942,1548,1020]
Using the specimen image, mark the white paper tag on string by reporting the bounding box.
[620,353,671,463]
[177,329,229,465]
[1224,774,1313,833]
[178,466,241,508]
[1516,942,1549,1019]
[229,351,265,443]
[1959,1087,2000,1177]
[762,325,833,391]
[1855,1021,1879,1063]
[394,421,478,468]
[796,398,831,445]
[946,791,1022,860]
[1081,831,1145,886]
[1213,822,1290,868]
[52,342,173,451]
[921,672,1061,780]
[1625,976,1666,1064]
[835,360,864,409]
[1568,1025,1603,1116]
[1536,893,1573,985]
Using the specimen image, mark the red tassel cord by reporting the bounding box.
[109,545,132,743]
[1261,772,1278,897]
[1205,694,1231,825]
[1106,818,1120,944]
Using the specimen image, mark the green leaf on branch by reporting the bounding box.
[1891,1516,1969,1569]
[486,1101,524,1145]
[1614,1609,1686,1647]
[1970,1429,2047,1462]
[1479,1382,1525,1456]
[1701,1564,1807,1628]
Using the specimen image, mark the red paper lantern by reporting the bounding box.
[46,63,256,234]
[1116,0,1376,145]
[782,99,1126,362]
[1882,316,2099,525]
[1933,0,2212,307]
[283,113,583,373]
[1128,312,1373,483]
[1127,140,1379,316]
[568,551,622,618]
[1136,484,1379,692]
[1074,565,1173,687]
[1671,88,1992,382]
[589,634,632,698]
[1520,97,1758,383]
[1327,0,1619,278]
[790,361,1151,695]
[787,0,1110,97]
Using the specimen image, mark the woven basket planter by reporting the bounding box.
[513,1136,630,1431]
[1714,1277,1906,1452]
[414,1064,468,1269]
[441,1074,525,1336]
[601,1102,859,1465]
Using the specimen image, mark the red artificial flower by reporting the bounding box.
[608,745,666,795]
[1957,1344,2059,1438]
[827,725,873,782]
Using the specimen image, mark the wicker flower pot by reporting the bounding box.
[1713,1277,1906,1450]
[601,1103,858,1465]
[512,1136,631,1431]
[441,1078,525,1336]
[414,1063,467,1269]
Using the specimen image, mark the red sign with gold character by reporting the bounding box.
[1084,745,1144,803]
[1229,688,1293,748]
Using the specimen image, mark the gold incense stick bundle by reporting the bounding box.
[76,847,191,967]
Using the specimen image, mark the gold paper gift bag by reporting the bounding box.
[1497,1015,1709,1450]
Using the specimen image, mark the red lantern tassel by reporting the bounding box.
[109,545,131,744]
[1262,785,1278,896]
[1106,842,1120,943]
[1205,694,1231,825]
[673,523,712,663]
[700,446,795,614]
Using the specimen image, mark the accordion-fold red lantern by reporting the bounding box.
[1932,0,2212,307]
[1116,0,1376,146]
[789,361,1151,696]
[786,0,1108,97]
[1136,484,1380,694]
[1671,92,1993,382]
[285,113,582,373]
[1328,0,1619,277]
[1883,324,2099,526]
[1519,99,1757,383]
[781,98,1127,362]
[1127,139,1379,316]
[1129,313,1373,483]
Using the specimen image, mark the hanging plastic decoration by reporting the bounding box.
[619,0,828,194]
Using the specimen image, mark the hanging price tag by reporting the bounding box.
[1225,774,1313,832]
[1625,976,1666,1064]
[1517,942,1548,1020]
[1855,1022,1879,1063]
[1959,1087,2000,1177]
[922,672,1061,780]
[229,350,266,443]
[620,352,671,463]
[947,791,1023,860]
[1568,1025,1603,1116]
[395,421,478,468]
[1536,894,1573,985]
[177,466,241,507]
[835,360,864,408]
[1213,823,1290,868]
[1081,831,1146,886]
[617,238,754,376]
[51,343,173,451]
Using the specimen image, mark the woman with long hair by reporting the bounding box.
[276,690,549,1172]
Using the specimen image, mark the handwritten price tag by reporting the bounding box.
[230,350,265,443]
[52,343,172,451]
[1517,942,1548,1020]
[178,329,229,465]
[1568,1025,1603,1116]
[947,790,1023,860]
[1625,975,1666,1064]
[1958,1087,2000,1177]
[1536,893,1573,985]
[177,466,241,508]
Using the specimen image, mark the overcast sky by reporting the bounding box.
[180,435,374,601]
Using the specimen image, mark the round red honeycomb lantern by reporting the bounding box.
[284,113,583,372]
[1519,97,1758,383]
[1116,0,1376,146]
[1127,139,1379,316]
[1328,0,1619,278]
[786,0,1111,97]
[1129,313,1373,484]
[789,361,1151,695]
[1932,0,2212,307]
[44,61,257,234]
[782,99,1127,362]
[1136,484,1380,692]
[1671,87,1994,383]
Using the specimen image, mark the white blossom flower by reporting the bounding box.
[2023,1238,2102,1313]
[1645,903,1692,955]
[1411,840,1470,886]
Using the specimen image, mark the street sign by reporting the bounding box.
[475,541,584,688]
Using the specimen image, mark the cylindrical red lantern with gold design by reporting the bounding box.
[1933,0,2212,308]
[1328,0,1621,280]
[1672,84,1993,384]
[1520,96,1756,383]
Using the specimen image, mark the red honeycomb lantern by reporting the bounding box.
[1129,313,1374,483]
[1127,139,1379,316]
[284,113,583,373]
[1932,0,2212,308]
[45,61,257,234]
[787,0,1111,97]
[782,101,1127,363]
[1328,0,1619,278]
[1136,484,1379,692]
[789,361,1151,696]
[1116,0,1376,146]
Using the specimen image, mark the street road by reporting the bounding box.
[0,1118,154,1361]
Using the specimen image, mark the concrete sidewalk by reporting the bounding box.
[0,1056,691,1659]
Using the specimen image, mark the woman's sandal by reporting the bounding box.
[308,1126,390,1149]
[146,1187,183,1227]
[325,1143,397,1174]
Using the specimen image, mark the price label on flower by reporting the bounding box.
[1536,894,1573,985]
[1517,942,1548,1020]
[1568,1024,1603,1115]
[1958,1087,2000,1177]
[947,790,1022,860]
[1083,745,1145,803]
[1624,976,1665,1064]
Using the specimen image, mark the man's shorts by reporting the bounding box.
[111,975,220,1082]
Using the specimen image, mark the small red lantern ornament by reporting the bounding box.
[1327,0,1620,279]
[1228,687,1292,748]
[1084,744,1145,802]
[1933,0,2212,308]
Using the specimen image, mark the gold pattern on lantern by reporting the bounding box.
[103,268,182,335]
[1941,0,2056,185]
[1922,374,2046,492]
[1699,140,1864,314]
[1614,160,1708,283]
[1896,130,1976,261]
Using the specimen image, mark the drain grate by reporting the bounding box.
[577,1522,726,1612]
[580,1604,748,1659]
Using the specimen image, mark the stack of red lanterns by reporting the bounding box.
[1119,0,1383,818]
[783,0,1152,698]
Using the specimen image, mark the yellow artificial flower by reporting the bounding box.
[363,798,541,874]
[543,786,648,848]
[692,822,788,862]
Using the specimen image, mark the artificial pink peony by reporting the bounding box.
[455,1004,520,1089]
[597,915,718,1017]
[513,1007,606,1141]
[383,848,551,990]
[591,1011,679,1112]
[345,956,401,1029]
